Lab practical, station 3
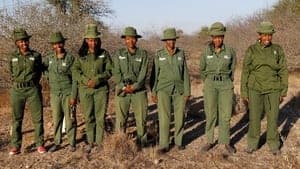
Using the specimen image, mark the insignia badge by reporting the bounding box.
[99,55,105,58]
[178,57,182,60]
[135,58,142,62]
[49,61,52,64]
[62,62,67,66]
[274,50,277,55]
[29,57,35,61]
[224,55,230,59]
[119,56,126,59]
[207,55,213,59]
[159,57,166,61]
[12,58,18,62]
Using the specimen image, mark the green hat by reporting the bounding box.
[209,22,226,36]
[49,31,67,43]
[256,21,276,34]
[12,27,31,41]
[84,24,101,39]
[121,26,142,38]
[161,28,179,41]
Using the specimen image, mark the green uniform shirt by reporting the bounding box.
[72,49,112,91]
[241,41,288,97]
[199,43,236,81]
[113,48,149,91]
[43,51,77,99]
[151,47,191,96]
[8,49,42,84]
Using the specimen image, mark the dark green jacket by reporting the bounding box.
[43,51,77,99]
[151,47,191,96]
[8,49,42,85]
[72,49,112,91]
[241,41,288,97]
[112,47,149,92]
[199,43,236,81]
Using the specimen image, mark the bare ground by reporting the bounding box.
[0,73,300,169]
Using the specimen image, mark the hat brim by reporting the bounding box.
[14,35,32,41]
[160,36,179,41]
[121,35,142,39]
[256,31,276,34]
[49,38,67,44]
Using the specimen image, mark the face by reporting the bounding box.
[124,36,137,49]
[259,33,272,46]
[211,35,224,48]
[52,42,65,54]
[15,39,29,52]
[85,38,99,51]
[165,39,176,50]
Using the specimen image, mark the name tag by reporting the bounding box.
[135,58,142,62]
[207,55,213,59]
[178,57,182,61]
[273,50,277,55]
[99,55,105,58]
[159,57,166,61]
[62,62,67,66]
[29,57,35,61]
[49,61,52,64]
[224,55,230,59]
[12,58,18,62]
[119,56,126,59]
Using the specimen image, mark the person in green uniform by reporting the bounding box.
[199,22,236,154]
[112,26,148,149]
[150,28,191,154]
[8,28,46,155]
[43,32,77,152]
[72,24,112,153]
[241,21,288,155]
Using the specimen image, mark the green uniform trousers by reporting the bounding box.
[204,78,233,144]
[79,88,108,145]
[50,93,76,146]
[157,91,185,149]
[10,86,44,148]
[115,91,147,144]
[247,89,280,150]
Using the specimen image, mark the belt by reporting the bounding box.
[208,75,229,81]
[14,81,35,88]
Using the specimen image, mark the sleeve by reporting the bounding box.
[70,56,78,99]
[240,47,252,98]
[112,50,125,91]
[71,57,90,86]
[150,53,159,96]
[92,51,113,86]
[132,50,149,90]
[277,46,288,96]
[199,48,207,81]
[230,48,237,81]
[183,54,191,96]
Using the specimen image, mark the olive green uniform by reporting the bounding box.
[113,48,148,144]
[8,49,44,148]
[151,48,191,149]
[43,51,77,146]
[241,41,288,150]
[200,44,236,144]
[72,49,112,145]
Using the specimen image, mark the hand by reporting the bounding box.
[242,97,249,105]
[124,85,134,94]
[279,96,285,103]
[87,79,96,88]
[184,96,190,102]
[151,95,158,103]
[69,98,77,106]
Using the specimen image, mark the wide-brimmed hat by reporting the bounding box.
[161,28,179,41]
[49,31,67,43]
[121,26,142,38]
[256,21,276,34]
[12,27,32,41]
[84,24,101,39]
[209,22,226,36]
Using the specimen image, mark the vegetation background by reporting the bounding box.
[0,0,300,168]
